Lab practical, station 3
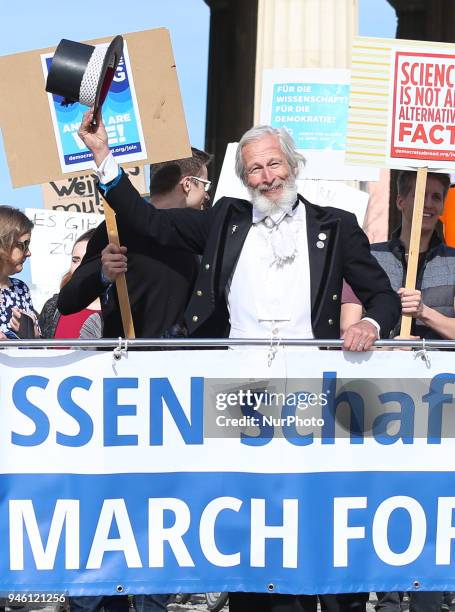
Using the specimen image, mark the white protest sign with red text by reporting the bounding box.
[389,48,455,168]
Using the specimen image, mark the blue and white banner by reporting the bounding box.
[41,41,147,173]
[1,348,455,596]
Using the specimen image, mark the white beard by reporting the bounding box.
[248,177,300,268]
[249,177,298,217]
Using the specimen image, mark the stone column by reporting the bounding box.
[387,0,455,44]
[204,0,259,186]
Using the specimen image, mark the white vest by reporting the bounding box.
[227,203,314,339]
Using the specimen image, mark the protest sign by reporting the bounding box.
[41,167,147,214]
[41,41,147,174]
[389,49,455,167]
[347,37,455,337]
[25,208,103,310]
[0,347,455,595]
[347,36,455,171]
[0,29,190,187]
[260,68,379,181]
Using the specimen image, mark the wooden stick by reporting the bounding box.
[101,195,136,339]
[399,166,428,338]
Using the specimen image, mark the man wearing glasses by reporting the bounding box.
[148,146,212,211]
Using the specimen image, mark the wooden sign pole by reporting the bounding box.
[101,195,136,339]
[399,166,428,338]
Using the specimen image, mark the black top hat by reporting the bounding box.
[46,35,124,114]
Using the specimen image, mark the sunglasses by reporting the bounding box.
[15,239,31,253]
[189,176,211,193]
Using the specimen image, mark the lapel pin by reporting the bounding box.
[316,240,325,249]
[318,232,327,240]
[231,225,238,234]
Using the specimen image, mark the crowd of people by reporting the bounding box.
[1,110,455,612]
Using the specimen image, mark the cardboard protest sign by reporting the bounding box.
[41,166,147,214]
[25,208,103,311]
[347,36,455,171]
[260,68,379,181]
[0,28,191,187]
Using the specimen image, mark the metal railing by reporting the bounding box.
[0,338,454,349]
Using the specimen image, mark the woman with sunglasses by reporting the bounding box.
[0,205,39,339]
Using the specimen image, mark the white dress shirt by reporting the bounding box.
[227,203,314,340]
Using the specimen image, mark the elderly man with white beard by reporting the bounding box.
[79,110,399,357]
[78,110,401,610]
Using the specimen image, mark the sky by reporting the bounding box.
[0,0,396,286]
[359,0,396,38]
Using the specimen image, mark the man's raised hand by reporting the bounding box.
[78,109,110,166]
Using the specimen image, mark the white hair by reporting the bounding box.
[235,125,305,185]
